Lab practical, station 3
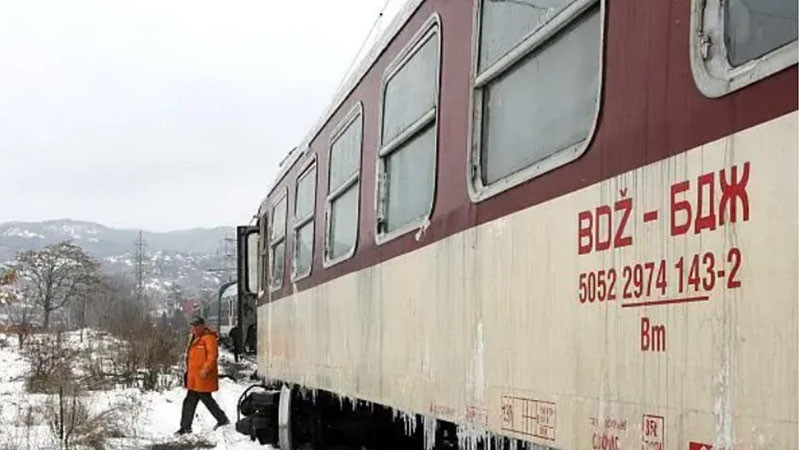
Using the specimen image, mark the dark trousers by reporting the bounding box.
[180,390,229,430]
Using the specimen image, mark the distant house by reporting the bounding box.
[179,298,200,319]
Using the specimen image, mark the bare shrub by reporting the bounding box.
[46,388,125,450]
[22,333,78,393]
[78,275,185,391]
[133,325,184,391]
[114,391,146,440]
[103,323,183,391]
[0,404,38,450]
[76,345,117,391]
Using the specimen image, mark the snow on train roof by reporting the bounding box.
[221,283,237,298]
[255,0,424,219]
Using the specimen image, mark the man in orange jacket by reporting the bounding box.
[176,316,230,435]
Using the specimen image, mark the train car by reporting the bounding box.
[219,283,236,339]
[208,283,237,349]
[234,0,798,449]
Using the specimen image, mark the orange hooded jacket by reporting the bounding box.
[184,327,219,392]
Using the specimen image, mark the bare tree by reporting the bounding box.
[67,276,107,342]
[12,242,99,330]
[93,275,144,338]
[4,288,38,349]
[1,267,37,348]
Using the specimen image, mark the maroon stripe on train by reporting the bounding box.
[260,0,798,304]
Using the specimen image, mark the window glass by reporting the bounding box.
[378,24,440,238]
[725,0,798,66]
[270,242,284,285]
[246,232,259,293]
[480,6,600,185]
[269,195,287,289]
[382,34,439,145]
[385,126,436,231]
[329,118,361,192]
[329,186,358,259]
[294,223,313,276]
[270,197,287,241]
[296,165,316,219]
[479,0,574,73]
[259,215,268,289]
[293,163,316,278]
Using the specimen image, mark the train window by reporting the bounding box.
[690,0,797,97]
[727,0,797,65]
[259,213,268,294]
[292,160,316,281]
[324,103,362,267]
[376,16,440,243]
[468,0,603,202]
[268,190,287,291]
[479,0,574,73]
[246,231,259,294]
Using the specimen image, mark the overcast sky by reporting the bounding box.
[0,0,405,231]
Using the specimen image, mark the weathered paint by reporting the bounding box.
[259,112,797,449]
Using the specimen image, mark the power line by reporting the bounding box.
[332,0,395,97]
[208,234,237,282]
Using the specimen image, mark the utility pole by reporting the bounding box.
[208,234,237,282]
[134,231,147,301]
[223,235,236,281]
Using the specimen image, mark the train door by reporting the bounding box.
[236,224,259,359]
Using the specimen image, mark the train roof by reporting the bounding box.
[255,0,424,220]
[221,283,237,298]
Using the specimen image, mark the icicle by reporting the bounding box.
[391,408,418,436]
[456,424,490,450]
[423,416,437,450]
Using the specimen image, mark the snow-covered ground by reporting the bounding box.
[0,331,273,450]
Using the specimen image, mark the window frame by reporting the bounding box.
[323,102,363,268]
[466,0,605,203]
[374,14,442,246]
[246,230,260,294]
[258,212,268,298]
[291,156,317,282]
[690,0,798,98]
[268,188,288,293]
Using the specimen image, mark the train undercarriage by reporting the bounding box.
[235,382,536,450]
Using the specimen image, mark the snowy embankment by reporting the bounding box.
[0,331,273,450]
